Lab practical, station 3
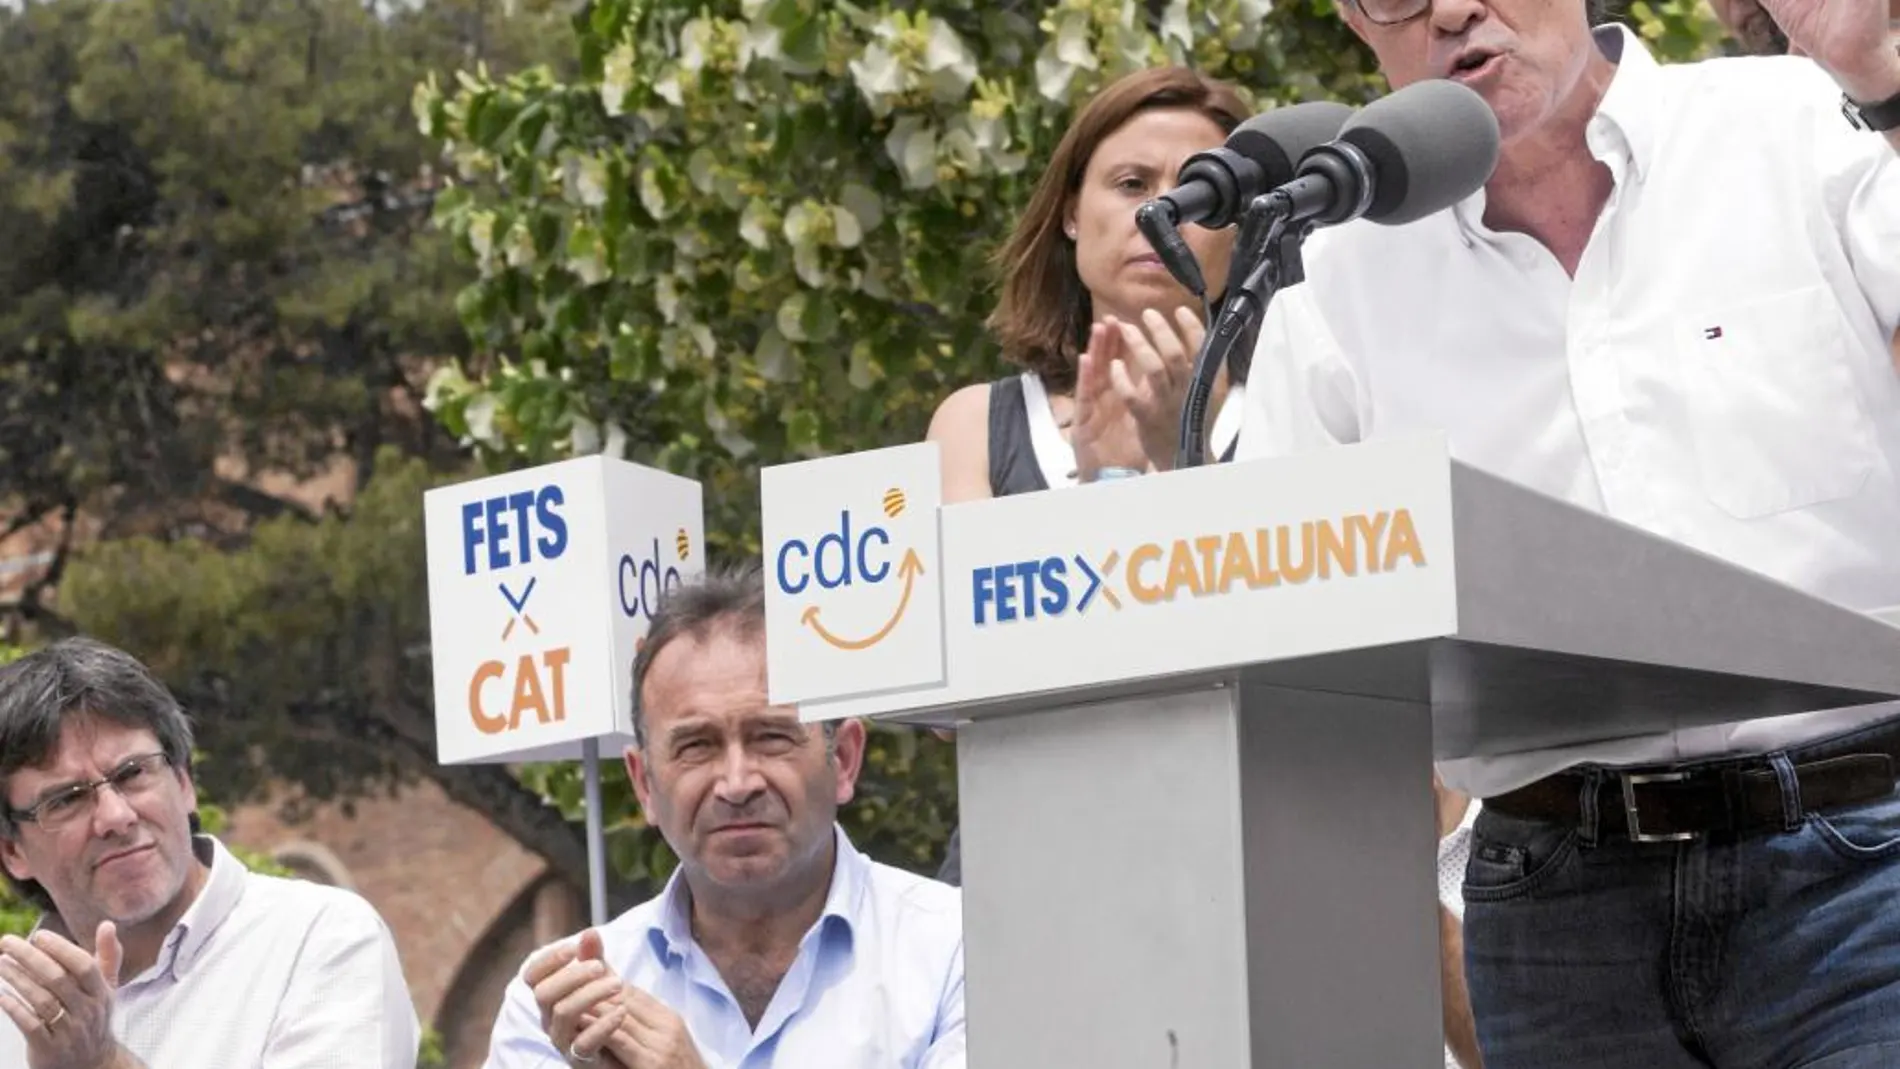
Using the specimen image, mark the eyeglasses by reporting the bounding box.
[6,753,173,831]
[1354,0,1432,27]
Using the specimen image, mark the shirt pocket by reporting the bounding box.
[1676,284,1880,519]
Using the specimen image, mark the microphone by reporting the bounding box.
[1270,79,1500,229]
[1136,101,1354,294]
[1171,82,1495,470]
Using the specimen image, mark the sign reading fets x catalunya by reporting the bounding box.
[760,443,945,705]
[792,434,1460,721]
[424,455,704,764]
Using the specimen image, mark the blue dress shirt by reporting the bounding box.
[484,825,965,1069]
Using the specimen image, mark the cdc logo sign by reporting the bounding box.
[761,443,945,706]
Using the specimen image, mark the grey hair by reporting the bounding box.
[628,563,836,753]
[0,637,197,910]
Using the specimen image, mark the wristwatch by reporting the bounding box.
[1844,41,1900,133]
[1843,85,1900,132]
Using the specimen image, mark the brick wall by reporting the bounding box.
[220,778,557,1034]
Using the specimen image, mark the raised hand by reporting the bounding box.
[1069,321,1149,480]
[0,926,128,1069]
[525,929,630,1067]
[1109,307,1208,471]
[1757,0,1900,98]
[598,986,709,1069]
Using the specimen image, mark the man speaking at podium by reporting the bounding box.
[1236,0,1900,1066]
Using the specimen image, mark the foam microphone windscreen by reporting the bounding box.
[1336,80,1500,226]
[1228,101,1358,190]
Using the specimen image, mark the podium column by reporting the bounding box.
[956,677,1443,1069]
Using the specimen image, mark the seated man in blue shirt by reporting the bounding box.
[483,566,965,1069]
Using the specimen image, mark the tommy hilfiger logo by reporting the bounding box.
[1703,326,1724,340]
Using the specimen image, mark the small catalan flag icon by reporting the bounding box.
[675,528,691,561]
[1703,326,1723,340]
[882,487,907,519]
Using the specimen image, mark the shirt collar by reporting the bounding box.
[646,824,865,964]
[1451,23,1662,239]
[155,835,245,981]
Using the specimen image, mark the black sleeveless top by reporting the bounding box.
[986,374,1052,498]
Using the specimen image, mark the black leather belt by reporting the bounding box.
[1485,724,1900,843]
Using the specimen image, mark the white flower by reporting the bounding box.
[602,420,629,459]
[782,201,822,248]
[848,344,877,390]
[567,225,609,285]
[740,20,782,68]
[777,294,808,342]
[884,116,939,190]
[467,210,496,259]
[673,228,709,260]
[940,125,981,172]
[655,274,681,324]
[569,414,601,455]
[639,167,671,220]
[754,327,796,382]
[922,20,978,101]
[740,198,775,251]
[463,392,500,447]
[687,149,718,195]
[410,79,438,136]
[601,41,636,117]
[680,18,715,73]
[793,244,826,288]
[848,41,906,115]
[838,182,884,235]
[689,323,715,360]
[421,363,469,413]
[564,154,610,208]
[653,72,684,108]
[1054,10,1099,70]
[857,262,891,300]
[1161,0,1193,49]
[504,221,537,268]
[1035,47,1080,103]
[715,427,757,458]
[830,204,862,249]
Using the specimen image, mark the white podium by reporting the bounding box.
[766,437,1900,1069]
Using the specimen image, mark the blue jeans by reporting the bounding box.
[1463,765,1900,1068]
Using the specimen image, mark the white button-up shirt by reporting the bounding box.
[1,835,419,1068]
[484,826,964,1069]
[1238,28,1900,798]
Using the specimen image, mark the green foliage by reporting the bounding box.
[0,0,565,632]
[419,0,1380,561]
[1620,0,1725,56]
[419,1027,449,1069]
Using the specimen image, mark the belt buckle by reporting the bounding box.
[1620,771,1699,843]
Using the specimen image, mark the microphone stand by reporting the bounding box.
[1174,191,1309,470]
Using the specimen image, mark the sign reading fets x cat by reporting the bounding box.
[424,455,704,764]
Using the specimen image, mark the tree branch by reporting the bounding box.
[213,479,320,523]
[0,503,54,544]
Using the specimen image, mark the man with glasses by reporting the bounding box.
[0,637,419,1067]
[1238,0,1900,1066]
